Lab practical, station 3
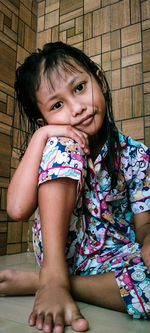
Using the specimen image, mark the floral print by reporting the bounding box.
[33,132,150,319]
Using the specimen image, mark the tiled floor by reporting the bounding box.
[0,253,149,332]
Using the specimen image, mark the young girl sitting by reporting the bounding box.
[1,42,150,333]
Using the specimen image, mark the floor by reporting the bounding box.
[0,253,149,333]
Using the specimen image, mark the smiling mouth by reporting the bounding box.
[75,114,95,127]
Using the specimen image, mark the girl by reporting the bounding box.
[1,42,150,333]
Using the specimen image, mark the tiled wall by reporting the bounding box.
[37,0,150,146]
[0,0,150,255]
[0,0,37,255]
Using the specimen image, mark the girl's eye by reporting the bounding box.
[51,101,63,110]
[75,82,85,93]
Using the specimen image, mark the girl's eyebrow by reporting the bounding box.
[37,72,87,106]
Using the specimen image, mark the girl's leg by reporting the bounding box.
[0,269,39,295]
[0,268,125,312]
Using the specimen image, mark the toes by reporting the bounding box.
[53,313,64,333]
[72,312,89,332]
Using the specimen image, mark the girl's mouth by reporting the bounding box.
[76,114,95,127]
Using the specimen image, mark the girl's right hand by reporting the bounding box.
[36,125,90,155]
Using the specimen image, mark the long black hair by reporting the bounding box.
[14,41,121,187]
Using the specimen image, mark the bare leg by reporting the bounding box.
[71,272,126,312]
[0,269,126,312]
[0,269,39,295]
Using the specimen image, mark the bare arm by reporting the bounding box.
[7,125,89,221]
[134,210,150,271]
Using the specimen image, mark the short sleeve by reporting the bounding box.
[38,136,87,195]
[126,138,150,214]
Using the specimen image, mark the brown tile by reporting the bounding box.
[67,33,83,45]
[142,0,150,20]
[0,101,6,113]
[38,15,44,32]
[67,27,75,38]
[0,122,11,136]
[59,30,66,43]
[111,0,130,30]
[143,50,150,72]
[24,26,36,53]
[0,91,7,103]
[144,93,150,115]
[84,36,101,57]
[0,211,7,222]
[37,29,51,49]
[122,64,142,88]
[45,10,59,29]
[18,19,25,46]
[19,3,31,26]
[4,15,11,29]
[121,23,141,47]
[0,81,14,97]
[131,0,140,24]
[60,20,75,32]
[0,221,7,233]
[0,177,9,188]
[144,83,150,94]
[4,25,17,42]
[112,50,121,70]
[0,31,17,51]
[0,41,16,86]
[0,2,12,19]
[31,13,37,31]
[111,30,120,50]
[112,70,121,90]
[12,14,18,33]
[7,243,21,254]
[22,221,28,242]
[20,0,32,11]
[102,52,111,71]
[1,0,19,15]
[0,233,7,255]
[38,1,45,16]
[102,33,111,53]
[84,0,101,13]
[122,118,144,140]
[75,16,83,34]
[7,221,22,243]
[142,19,150,31]
[84,13,92,40]
[143,29,150,51]
[93,7,110,36]
[17,45,30,65]
[60,8,83,24]
[60,0,82,16]
[145,127,150,147]
[122,53,142,68]
[45,0,59,14]
[1,188,7,210]
[112,87,131,121]
[0,12,4,31]
[0,133,11,177]
[9,0,20,8]
[52,26,58,42]
[0,112,12,126]
[133,85,143,117]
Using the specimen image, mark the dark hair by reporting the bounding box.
[14,41,121,187]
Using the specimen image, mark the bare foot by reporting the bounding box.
[29,283,89,333]
[0,269,39,296]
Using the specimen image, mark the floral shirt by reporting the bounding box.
[35,132,150,272]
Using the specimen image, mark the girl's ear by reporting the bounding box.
[36,118,45,126]
[96,69,107,94]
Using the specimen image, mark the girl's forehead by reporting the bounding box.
[40,61,89,92]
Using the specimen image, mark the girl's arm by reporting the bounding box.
[7,125,89,221]
[134,210,150,271]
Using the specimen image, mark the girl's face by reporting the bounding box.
[36,62,106,137]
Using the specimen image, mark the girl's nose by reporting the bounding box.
[71,100,86,117]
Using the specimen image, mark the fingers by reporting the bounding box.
[66,126,90,154]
